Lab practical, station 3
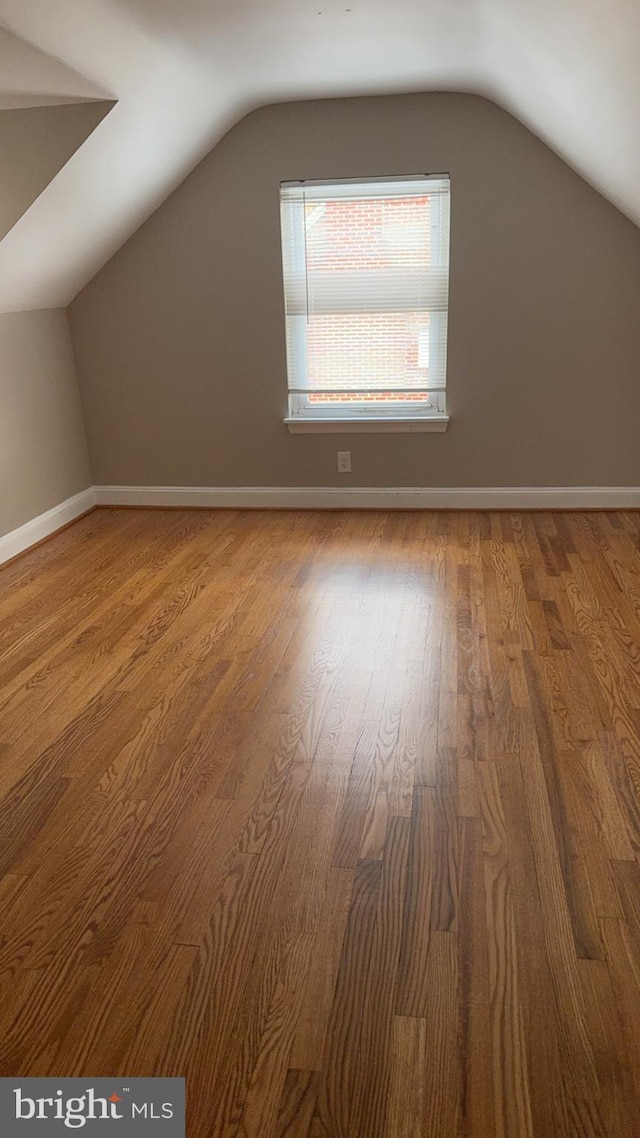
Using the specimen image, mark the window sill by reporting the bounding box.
[285,416,449,434]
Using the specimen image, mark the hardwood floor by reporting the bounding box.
[0,507,639,1136]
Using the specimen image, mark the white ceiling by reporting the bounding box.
[0,0,638,311]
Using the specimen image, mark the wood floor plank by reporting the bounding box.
[275,1070,320,1138]
[514,712,599,1094]
[576,958,634,1138]
[421,931,461,1137]
[523,652,604,962]
[430,747,459,933]
[395,785,436,1017]
[458,816,496,1138]
[387,1015,427,1138]
[477,761,533,1138]
[290,866,354,1071]
[313,858,383,1137]
[497,756,574,1138]
[600,917,640,1099]
[358,815,411,1136]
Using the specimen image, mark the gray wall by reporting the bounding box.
[0,101,112,241]
[0,309,91,537]
[70,93,640,489]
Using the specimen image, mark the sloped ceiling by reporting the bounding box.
[0,102,113,240]
[0,24,109,108]
[0,0,638,312]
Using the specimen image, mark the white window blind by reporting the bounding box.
[280,175,450,421]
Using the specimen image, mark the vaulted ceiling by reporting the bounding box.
[0,0,638,312]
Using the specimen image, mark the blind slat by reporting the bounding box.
[288,386,447,394]
[284,268,450,315]
[281,176,450,202]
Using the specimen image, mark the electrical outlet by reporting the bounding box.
[337,450,352,473]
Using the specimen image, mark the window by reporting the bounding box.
[279,175,450,432]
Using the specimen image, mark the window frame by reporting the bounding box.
[280,174,451,432]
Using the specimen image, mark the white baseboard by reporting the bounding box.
[2,484,638,567]
[94,485,640,510]
[0,487,96,566]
